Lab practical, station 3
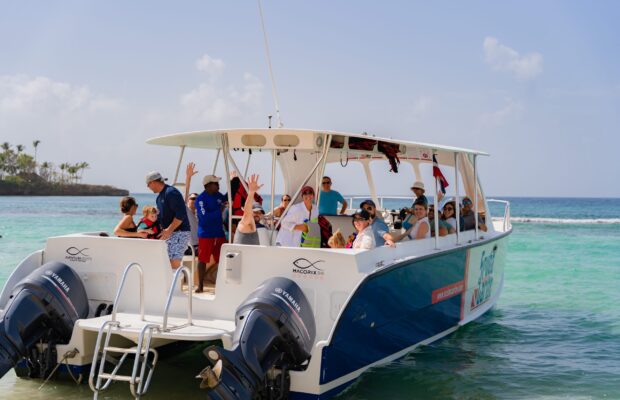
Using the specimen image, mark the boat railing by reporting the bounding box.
[487,199,511,232]
[111,262,145,322]
[162,266,193,331]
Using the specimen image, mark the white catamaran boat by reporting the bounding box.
[0,128,511,399]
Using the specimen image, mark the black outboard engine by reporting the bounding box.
[198,277,316,399]
[0,261,89,379]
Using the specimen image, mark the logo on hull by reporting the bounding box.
[470,245,497,310]
[292,258,325,279]
[65,247,92,263]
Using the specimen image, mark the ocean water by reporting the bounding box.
[0,196,619,399]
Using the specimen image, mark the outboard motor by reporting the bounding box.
[198,277,316,399]
[0,261,89,379]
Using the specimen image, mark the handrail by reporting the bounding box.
[162,266,193,331]
[111,262,144,322]
[487,199,511,232]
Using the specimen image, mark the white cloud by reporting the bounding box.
[483,37,543,80]
[479,97,523,127]
[0,74,120,114]
[195,54,225,77]
[181,56,264,124]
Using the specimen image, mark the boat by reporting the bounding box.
[0,128,511,399]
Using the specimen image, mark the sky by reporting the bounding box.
[0,1,619,197]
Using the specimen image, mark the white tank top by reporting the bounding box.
[409,217,430,239]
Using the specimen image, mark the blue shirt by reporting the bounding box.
[156,184,190,232]
[371,218,388,246]
[319,190,345,215]
[196,191,227,238]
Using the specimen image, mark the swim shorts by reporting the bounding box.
[166,231,191,261]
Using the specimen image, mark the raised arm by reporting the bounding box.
[237,174,263,234]
[184,162,198,200]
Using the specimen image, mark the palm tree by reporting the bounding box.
[32,140,41,167]
[78,161,89,182]
[59,163,68,183]
[16,144,24,153]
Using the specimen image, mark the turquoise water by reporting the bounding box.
[0,196,619,399]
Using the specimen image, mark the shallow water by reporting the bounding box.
[0,196,619,399]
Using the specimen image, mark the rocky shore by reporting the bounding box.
[0,180,128,196]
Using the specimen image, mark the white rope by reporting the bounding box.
[257,0,284,128]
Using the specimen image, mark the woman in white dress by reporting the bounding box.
[276,186,318,247]
[351,209,376,250]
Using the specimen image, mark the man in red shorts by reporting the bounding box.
[195,174,228,292]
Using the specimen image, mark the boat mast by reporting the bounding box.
[257,0,284,128]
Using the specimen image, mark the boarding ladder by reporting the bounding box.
[89,262,194,399]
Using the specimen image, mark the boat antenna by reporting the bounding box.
[257,0,284,128]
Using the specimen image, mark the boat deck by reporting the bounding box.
[77,312,235,341]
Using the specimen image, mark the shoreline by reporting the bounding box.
[0,181,128,196]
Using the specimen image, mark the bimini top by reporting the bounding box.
[146,128,489,157]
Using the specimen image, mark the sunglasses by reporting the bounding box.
[302,191,314,195]
[322,181,331,185]
[282,198,291,202]
[189,197,197,201]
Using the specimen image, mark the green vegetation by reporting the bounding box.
[0,141,89,184]
[0,141,127,196]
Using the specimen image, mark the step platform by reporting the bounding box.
[77,313,236,342]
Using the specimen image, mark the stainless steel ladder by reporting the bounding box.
[89,263,194,399]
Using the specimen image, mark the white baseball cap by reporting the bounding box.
[202,175,221,186]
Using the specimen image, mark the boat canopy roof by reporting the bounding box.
[146,128,489,157]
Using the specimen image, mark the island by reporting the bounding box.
[0,141,128,196]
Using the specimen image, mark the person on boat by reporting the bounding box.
[276,186,318,247]
[428,205,452,237]
[384,200,430,246]
[351,209,376,250]
[233,174,264,246]
[401,181,429,229]
[411,181,428,206]
[184,162,200,256]
[271,195,291,218]
[327,229,346,248]
[136,205,161,239]
[460,197,487,232]
[113,196,150,239]
[359,199,388,246]
[146,171,191,269]
[195,174,228,292]
[318,176,348,215]
[441,201,458,232]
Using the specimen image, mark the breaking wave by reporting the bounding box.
[509,217,620,225]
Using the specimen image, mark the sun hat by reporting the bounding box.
[202,175,221,186]
[145,171,165,185]
[411,181,425,191]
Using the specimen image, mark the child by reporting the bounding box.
[327,229,346,248]
[137,205,161,239]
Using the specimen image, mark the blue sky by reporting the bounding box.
[0,1,618,196]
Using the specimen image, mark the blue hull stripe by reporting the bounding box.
[320,248,468,384]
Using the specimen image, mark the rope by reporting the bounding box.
[38,348,81,389]
[257,0,284,127]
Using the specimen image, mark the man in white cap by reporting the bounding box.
[146,171,190,269]
[194,173,227,292]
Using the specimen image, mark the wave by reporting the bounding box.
[508,217,620,225]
